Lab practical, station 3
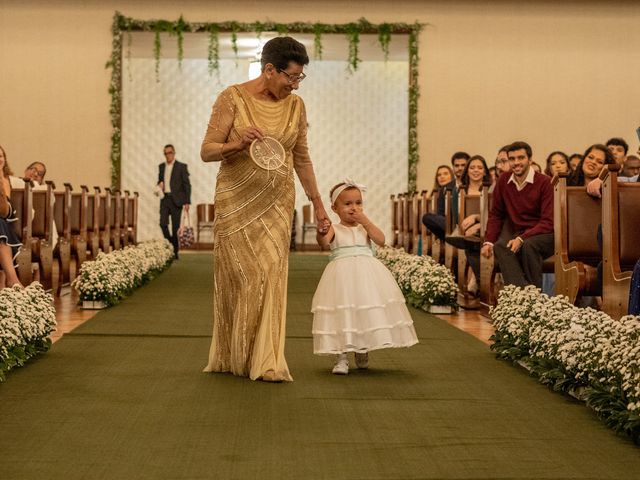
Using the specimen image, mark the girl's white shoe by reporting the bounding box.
[332,354,349,375]
[355,352,369,369]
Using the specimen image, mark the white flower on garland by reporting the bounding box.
[490,285,640,439]
[72,239,174,306]
[0,283,56,381]
[376,246,458,309]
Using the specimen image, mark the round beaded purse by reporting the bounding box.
[249,136,286,171]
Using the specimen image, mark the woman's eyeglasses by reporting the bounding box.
[276,68,306,84]
[27,166,45,178]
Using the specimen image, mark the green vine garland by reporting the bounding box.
[107,12,422,191]
[207,24,220,78]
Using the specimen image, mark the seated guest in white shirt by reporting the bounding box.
[10,161,47,189]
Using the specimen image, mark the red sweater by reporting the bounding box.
[485,171,554,243]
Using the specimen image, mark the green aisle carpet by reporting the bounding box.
[1,253,639,480]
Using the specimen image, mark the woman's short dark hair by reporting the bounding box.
[261,37,309,71]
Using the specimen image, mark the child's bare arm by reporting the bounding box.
[353,212,385,246]
[317,224,335,247]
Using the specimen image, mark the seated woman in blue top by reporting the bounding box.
[0,145,23,288]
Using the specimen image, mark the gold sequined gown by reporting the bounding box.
[201,85,321,381]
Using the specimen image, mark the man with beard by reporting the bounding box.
[480,141,553,288]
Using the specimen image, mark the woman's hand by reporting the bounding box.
[239,127,264,148]
[461,214,479,231]
[465,222,481,237]
[314,205,331,234]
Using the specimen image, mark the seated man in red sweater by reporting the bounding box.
[480,141,554,288]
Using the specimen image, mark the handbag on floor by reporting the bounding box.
[178,210,194,248]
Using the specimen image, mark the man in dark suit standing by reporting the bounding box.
[158,144,191,259]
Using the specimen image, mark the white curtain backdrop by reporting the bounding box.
[122,58,408,244]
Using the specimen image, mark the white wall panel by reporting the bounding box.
[122,58,408,244]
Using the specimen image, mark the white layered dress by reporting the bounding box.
[311,223,419,355]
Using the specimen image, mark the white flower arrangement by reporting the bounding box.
[376,246,458,309]
[490,285,640,443]
[0,283,56,382]
[72,239,174,307]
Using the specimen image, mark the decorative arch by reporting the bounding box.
[107,12,422,191]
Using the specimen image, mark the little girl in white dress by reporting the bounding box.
[312,180,419,374]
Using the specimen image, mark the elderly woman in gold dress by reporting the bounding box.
[201,37,329,382]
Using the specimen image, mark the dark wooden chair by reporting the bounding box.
[553,175,601,304]
[456,189,481,304]
[428,191,443,264]
[85,186,101,259]
[68,184,88,276]
[443,189,457,272]
[401,192,413,253]
[419,190,431,257]
[118,191,128,248]
[126,192,139,245]
[300,204,315,250]
[107,188,121,251]
[478,190,497,313]
[390,194,399,248]
[52,182,72,294]
[97,187,111,253]
[30,184,55,290]
[411,192,423,255]
[601,167,640,319]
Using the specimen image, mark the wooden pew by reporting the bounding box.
[402,192,413,253]
[553,175,601,304]
[390,194,399,248]
[85,186,101,259]
[419,190,431,257]
[601,167,640,319]
[108,188,121,250]
[68,184,88,276]
[456,189,481,304]
[52,182,72,294]
[429,191,442,263]
[478,189,497,313]
[9,184,33,285]
[396,193,405,250]
[97,187,111,253]
[126,191,139,245]
[443,189,457,271]
[119,191,129,248]
[410,191,423,255]
[30,183,55,290]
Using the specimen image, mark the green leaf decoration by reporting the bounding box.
[207,24,220,78]
[313,23,324,60]
[378,23,392,62]
[153,29,161,82]
[107,13,423,192]
[345,23,361,73]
